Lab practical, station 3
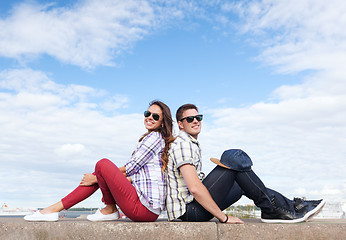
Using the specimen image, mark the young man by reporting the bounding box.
[166,104,325,224]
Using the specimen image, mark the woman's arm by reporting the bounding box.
[125,132,162,176]
[119,166,127,176]
[119,166,132,182]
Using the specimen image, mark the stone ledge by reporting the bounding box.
[218,219,346,240]
[1,218,345,240]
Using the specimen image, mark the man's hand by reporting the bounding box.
[80,173,97,186]
[226,216,244,224]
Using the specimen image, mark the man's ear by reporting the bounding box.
[177,120,184,130]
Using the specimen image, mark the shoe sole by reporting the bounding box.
[87,218,119,222]
[24,218,59,222]
[260,216,305,224]
[24,213,59,222]
[25,219,59,222]
[87,214,120,222]
[305,200,326,222]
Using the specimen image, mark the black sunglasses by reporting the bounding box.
[144,111,160,121]
[179,114,203,123]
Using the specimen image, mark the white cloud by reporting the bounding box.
[0,0,157,68]
[54,144,87,157]
[0,0,235,70]
[226,0,346,74]
[0,68,60,93]
[100,94,130,112]
[197,0,346,203]
[0,68,143,207]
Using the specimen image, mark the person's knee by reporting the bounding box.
[95,158,113,171]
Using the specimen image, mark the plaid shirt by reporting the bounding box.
[125,131,166,214]
[166,131,205,220]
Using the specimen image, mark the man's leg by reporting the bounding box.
[212,183,299,213]
[217,147,325,222]
[180,166,239,221]
[266,188,295,212]
[181,166,275,221]
[181,166,320,223]
[202,167,244,210]
[220,183,324,219]
[259,188,325,220]
[234,170,324,223]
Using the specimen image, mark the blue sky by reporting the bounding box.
[1,0,345,210]
[0,0,302,112]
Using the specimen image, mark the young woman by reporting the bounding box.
[24,100,174,222]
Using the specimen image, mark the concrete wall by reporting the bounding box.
[1,218,345,240]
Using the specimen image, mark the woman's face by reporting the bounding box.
[144,104,163,131]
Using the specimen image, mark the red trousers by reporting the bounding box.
[61,158,158,222]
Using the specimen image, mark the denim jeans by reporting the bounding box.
[179,166,294,222]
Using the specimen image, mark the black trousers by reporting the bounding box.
[179,166,294,221]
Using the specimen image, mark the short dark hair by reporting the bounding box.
[176,103,198,122]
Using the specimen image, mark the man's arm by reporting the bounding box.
[179,164,243,224]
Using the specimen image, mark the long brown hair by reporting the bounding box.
[140,100,175,171]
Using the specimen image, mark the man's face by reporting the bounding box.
[178,109,202,139]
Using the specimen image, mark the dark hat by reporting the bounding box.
[210,149,253,171]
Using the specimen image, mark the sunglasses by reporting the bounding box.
[179,114,203,123]
[144,110,160,121]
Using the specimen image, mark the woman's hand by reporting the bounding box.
[119,166,127,177]
[79,173,98,186]
[226,215,244,224]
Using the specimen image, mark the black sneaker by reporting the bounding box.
[261,206,306,223]
[261,197,306,223]
[294,198,326,221]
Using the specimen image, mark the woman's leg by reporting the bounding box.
[61,184,99,210]
[40,201,64,214]
[39,176,100,214]
[94,158,158,222]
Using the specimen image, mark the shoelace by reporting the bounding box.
[293,198,306,211]
[276,205,295,215]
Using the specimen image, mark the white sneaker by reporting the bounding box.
[24,211,59,222]
[87,209,120,222]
